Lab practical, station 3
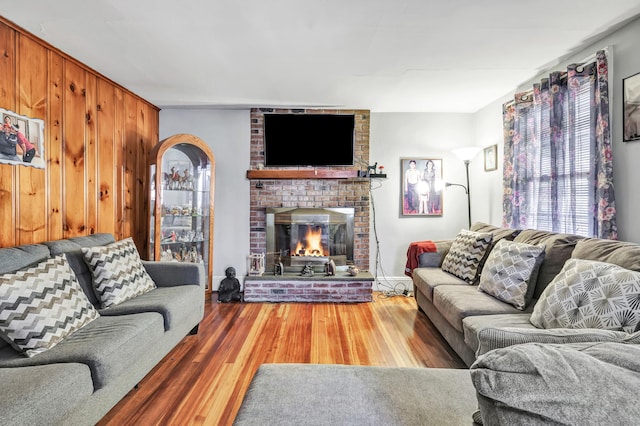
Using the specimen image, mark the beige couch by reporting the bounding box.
[411,222,640,366]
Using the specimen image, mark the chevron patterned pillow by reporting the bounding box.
[531,258,640,333]
[0,255,100,357]
[441,229,493,284]
[81,237,156,308]
[478,240,546,310]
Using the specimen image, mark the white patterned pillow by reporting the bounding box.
[81,238,156,308]
[0,255,99,357]
[478,240,545,310]
[531,258,640,333]
[441,229,493,284]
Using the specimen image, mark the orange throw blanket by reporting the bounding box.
[405,240,437,277]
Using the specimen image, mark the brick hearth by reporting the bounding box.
[247,108,372,302]
[244,272,374,303]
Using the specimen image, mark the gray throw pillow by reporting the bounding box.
[478,239,545,310]
[530,258,640,333]
[0,255,100,357]
[441,229,493,284]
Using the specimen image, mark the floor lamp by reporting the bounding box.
[446,147,481,229]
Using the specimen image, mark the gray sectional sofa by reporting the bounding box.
[412,222,640,366]
[0,234,205,426]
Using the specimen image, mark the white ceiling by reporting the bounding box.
[2,0,640,112]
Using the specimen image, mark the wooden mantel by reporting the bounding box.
[246,169,360,179]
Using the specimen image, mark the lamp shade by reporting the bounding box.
[452,147,482,162]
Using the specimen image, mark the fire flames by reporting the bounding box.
[293,225,327,257]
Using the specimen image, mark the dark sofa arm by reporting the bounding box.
[141,261,205,289]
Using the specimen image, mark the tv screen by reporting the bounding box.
[264,114,355,167]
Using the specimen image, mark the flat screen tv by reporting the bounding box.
[264,114,355,167]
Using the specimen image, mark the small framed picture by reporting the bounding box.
[400,158,443,217]
[623,72,640,142]
[484,144,497,172]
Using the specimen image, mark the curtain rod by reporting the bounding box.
[504,47,608,105]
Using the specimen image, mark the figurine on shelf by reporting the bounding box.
[181,168,194,190]
[366,162,377,177]
[162,169,173,190]
[161,248,173,262]
[164,166,181,190]
[188,246,198,263]
[160,231,173,243]
[178,244,187,262]
[218,266,242,303]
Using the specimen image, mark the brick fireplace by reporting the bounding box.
[246,108,372,302]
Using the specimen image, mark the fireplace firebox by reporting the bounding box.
[266,207,354,273]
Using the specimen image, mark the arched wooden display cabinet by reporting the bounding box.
[149,134,215,293]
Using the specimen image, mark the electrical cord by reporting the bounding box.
[369,179,412,298]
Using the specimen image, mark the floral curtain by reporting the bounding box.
[502,50,617,239]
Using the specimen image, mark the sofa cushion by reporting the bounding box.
[82,237,157,308]
[0,312,165,390]
[571,238,640,271]
[433,285,526,333]
[0,255,100,357]
[98,285,203,331]
[44,233,116,307]
[531,258,640,333]
[475,327,640,357]
[478,240,545,310]
[441,229,493,284]
[470,342,640,425]
[513,230,583,299]
[470,222,521,242]
[462,314,535,354]
[412,267,467,302]
[1,363,94,426]
[0,244,50,275]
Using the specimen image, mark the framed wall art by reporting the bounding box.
[400,158,443,217]
[623,72,640,142]
[0,108,45,168]
[484,144,497,171]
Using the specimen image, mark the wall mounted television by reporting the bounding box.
[263,114,355,167]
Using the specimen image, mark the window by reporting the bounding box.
[502,50,617,239]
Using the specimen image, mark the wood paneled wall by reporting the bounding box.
[0,17,158,254]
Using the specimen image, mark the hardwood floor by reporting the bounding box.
[97,293,465,426]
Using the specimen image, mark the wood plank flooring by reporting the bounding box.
[97,293,465,426]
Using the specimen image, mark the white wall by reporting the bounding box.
[159,109,251,289]
[473,16,640,243]
[368,113,476,291]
